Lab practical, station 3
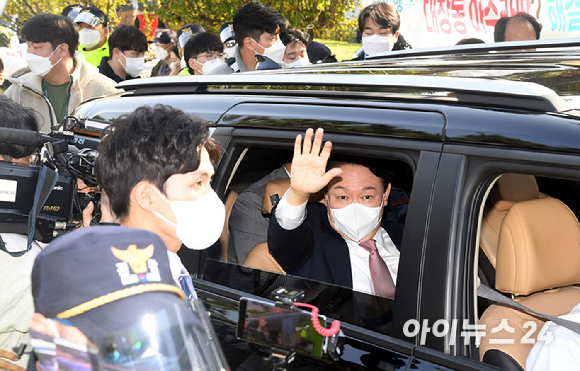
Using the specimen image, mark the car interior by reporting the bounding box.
[476,173,580,369]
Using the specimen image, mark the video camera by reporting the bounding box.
[0,125,100,243]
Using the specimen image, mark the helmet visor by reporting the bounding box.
[30,303,228,371]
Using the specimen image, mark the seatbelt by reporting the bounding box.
[27,165,58,252]
[478,284,580,336]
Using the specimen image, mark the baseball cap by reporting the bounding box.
[307,40,337,64]
[154,30,173,45]
[219,22,235,43]
[74,6,108,28]
[62,4,83,21]
[176,24,205,52]
[31,226,184,337]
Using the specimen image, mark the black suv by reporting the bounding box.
[71,40,580,371]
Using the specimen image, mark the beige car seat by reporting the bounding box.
[480,174,545,268]
[479,197,580,369]
[242,178,323,273]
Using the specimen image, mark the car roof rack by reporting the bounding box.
[351,37,580,61]
[118,73,569,113]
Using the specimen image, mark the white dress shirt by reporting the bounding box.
[275,192,400,296]
[527,303,580,371]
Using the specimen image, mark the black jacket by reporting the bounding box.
[351,34,413,61]
[268,203,403,288]
[97,57,139,83]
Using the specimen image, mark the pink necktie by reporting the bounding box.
[359,239,396,299]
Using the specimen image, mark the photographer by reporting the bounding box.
[0,96,43,371]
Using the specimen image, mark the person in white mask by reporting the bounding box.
[208,2,288,74]
[98,25,147,82]
[4,13,119,132]
[352,3,412,61]
[151,30,177,77]
[95,104,224,297]
[268,128,401,299]
[178,32,226,76]
[281,28,312,68]
[74,7,110,67]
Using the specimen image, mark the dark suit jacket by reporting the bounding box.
[268,203,402,288]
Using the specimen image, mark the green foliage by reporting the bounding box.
[313,38,360,62]
[155,0,359,39]
[0,25,11,47]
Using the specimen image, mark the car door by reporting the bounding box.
[179,97,475,369]
[417,105,580,368]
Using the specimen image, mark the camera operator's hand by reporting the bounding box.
[82,201,94,227]
[0,349,25,371]
[77,179,98,194]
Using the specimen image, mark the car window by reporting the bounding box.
[200,144,414,337]
[475,172,580,366]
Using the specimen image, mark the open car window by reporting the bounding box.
[202,259,394,336]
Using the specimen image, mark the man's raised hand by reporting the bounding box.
[287,128,342,206]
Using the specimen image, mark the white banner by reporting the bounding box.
[362,0,580,49]
[0,0,5,19]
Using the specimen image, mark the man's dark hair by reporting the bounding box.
[0,57,3,72]
[183,32,223,74]
[281,28,308,47]
[96,104,221,219]
[171,45,180,58]
[233,2,286,48]
[21,13,79,58]
[494,12,542,42]
[456,37,485,45]
[108,25,148,58]
[0,96,39,159]
[325,156,391,193]
[358,3,401,34]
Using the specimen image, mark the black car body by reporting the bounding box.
[70,40,580,370]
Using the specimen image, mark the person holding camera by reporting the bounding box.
[0,96,44,371]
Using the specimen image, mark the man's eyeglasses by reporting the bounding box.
[224,39,236,48]
[194,52,224,61]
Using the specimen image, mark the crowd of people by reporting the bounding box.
[0,2,551,370]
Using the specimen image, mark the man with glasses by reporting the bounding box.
[179,32,225,75]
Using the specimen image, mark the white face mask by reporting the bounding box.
[253,38,285,64]
[327,195,384,243]
[152,188,225,250]
[287,57,312,68]
[25,45,63,77]
[362,34,395,56]
[79,28,102,49]
[224,46,236,59]
[155,45,168,60]
[119,52,145,77]
[201,58,224,75]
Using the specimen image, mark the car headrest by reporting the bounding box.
[490,173,540,212]
[261,178,325,215]
[495,197,580,296]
